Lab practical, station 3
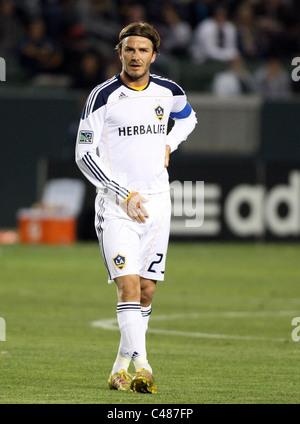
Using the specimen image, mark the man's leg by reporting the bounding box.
[140,278,156,332]
[109,275,157,393]
[129,277,158,393]
[108,274,143,391]
[111,274,151,374]
[139,278,156,367]
[140,278,156,307]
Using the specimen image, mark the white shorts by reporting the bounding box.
[94,190,171,283]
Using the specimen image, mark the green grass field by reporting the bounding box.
[0,242,299,404]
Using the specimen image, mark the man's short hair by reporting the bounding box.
[116,21,160,54]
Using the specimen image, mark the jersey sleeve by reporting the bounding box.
[75,91,131,202]
[149,75,197,153]
[167,96,197,153]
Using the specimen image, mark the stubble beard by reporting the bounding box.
[124,66,149,82]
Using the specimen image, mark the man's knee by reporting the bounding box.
[115,274,141,302]
[140,279,156,306]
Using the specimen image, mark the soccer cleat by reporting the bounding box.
[130,367,157,394]
[108,369,133,391]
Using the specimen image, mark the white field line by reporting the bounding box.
[91,310,298,343]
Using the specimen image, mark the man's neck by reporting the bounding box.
[120,71,150,88]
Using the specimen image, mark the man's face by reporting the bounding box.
[119,36,156,82]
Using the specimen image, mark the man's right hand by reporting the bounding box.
[120,191,149,223]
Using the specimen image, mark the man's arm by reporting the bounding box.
[166,105,197,153]
[164,145,171,167]
[75,99,132,203]
[75,95,150,223]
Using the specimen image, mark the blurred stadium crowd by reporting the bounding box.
[0,0,299,96]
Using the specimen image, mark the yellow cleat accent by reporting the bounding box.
[130,367,157,394]
[108,369,133,391]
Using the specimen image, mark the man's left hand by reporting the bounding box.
[165,145,171,167]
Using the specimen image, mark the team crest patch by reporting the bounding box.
[79,130,94,144]
[154,105,164,121]
[113,253,126,270]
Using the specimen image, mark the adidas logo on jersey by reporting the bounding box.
[118,92,128,100]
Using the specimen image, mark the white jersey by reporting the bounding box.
[75,73,197,201]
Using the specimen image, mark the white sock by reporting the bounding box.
[112,302,147,373]
[133,356,152,373]
[141,304,152,332]
[134,304,152,373]
[111,351,131,374]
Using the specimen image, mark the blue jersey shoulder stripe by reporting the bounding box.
[170,102,192,119]
[81,76,121,119]
[82,77,116,119]
[92,78,122,114]
[150,74,185,96]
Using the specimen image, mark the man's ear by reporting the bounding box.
[151,51,157,64]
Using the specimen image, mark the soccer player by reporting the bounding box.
[75,21,197,393]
